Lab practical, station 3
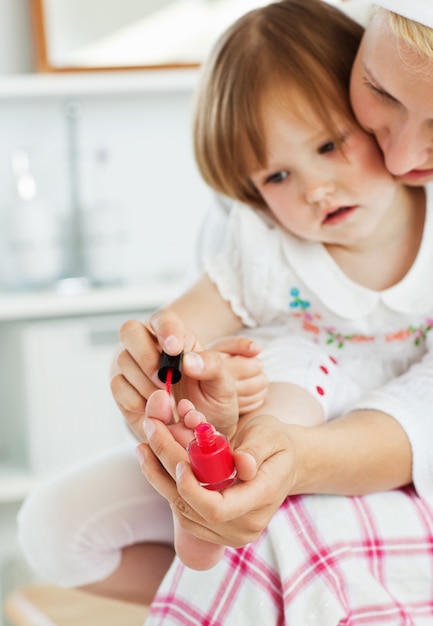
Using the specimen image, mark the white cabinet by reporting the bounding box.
[2,314,135,475]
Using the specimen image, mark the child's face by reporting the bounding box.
[248,97,399,249]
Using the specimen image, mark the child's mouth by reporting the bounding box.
[323,205,357,225]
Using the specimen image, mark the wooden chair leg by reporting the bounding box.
[4,584,149,626]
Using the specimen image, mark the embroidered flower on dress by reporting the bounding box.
[288,287,433,348]
[386,320,433,346]
[289,287,310,310]
[325,329,375,348]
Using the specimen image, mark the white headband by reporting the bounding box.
[374,0,433,29]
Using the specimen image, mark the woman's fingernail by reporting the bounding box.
[136,445,146,465]
[236,451,257,467]
[184,352,204,373]
[144,418,155,439]
[176,462,185,481]
[164,335,181,354]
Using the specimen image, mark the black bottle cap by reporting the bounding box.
[158,351,183,384]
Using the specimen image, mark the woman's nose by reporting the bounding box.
[383,123,433,176]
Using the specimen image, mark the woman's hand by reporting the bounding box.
[110,311,200,439]
[138,403,298,548]
[110,310,267,440]
[137,345,240,443]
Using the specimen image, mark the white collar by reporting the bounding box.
[281,184,433,319]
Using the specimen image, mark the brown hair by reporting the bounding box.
[193,0,364,208]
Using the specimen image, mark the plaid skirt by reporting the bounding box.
[146,487,433,625]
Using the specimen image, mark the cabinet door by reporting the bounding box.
[3,314,138,476]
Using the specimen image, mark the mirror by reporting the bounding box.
[30,0,271,72]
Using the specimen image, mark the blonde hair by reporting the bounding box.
[193,0,364,208]
[386,11,433,59]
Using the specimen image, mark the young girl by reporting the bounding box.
[18,0,433,612]
[185,0,427,433]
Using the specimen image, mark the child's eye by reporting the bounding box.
[319,141,336,154]
[265,171,289,184]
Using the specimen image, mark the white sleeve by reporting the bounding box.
[205,205,282,327]
[351,333,433,503]
[195,193,232,270]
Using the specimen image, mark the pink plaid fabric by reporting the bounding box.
[146,487,433,625]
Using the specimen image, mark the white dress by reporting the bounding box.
[206,191,433,503]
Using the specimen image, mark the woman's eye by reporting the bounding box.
[319,141,336,154]
[364,79,395,103]
[265,171,288,184]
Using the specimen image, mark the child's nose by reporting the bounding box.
[305,181,336,204]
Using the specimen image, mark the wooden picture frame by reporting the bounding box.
[29,0,202,73]
[29,0,345,74]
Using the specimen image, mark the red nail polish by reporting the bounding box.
[187,423,237,491]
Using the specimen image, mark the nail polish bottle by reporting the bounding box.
[187,423,237,491]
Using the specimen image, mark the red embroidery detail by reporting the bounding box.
[320,366,328,375]
[316,386,325,396]
[329,356,337,364]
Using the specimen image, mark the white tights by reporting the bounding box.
[17,443,174,587]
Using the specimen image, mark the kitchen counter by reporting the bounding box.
[0,281,180,321]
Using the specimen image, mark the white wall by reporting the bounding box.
[0,0,33,74]
[0,0,216,292]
